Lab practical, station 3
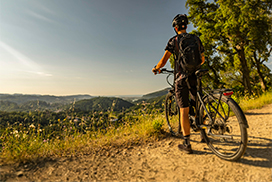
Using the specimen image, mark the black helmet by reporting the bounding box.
[172,14,188,27]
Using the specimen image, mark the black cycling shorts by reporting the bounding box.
[175,75,197,108]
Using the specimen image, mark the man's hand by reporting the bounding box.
[152,67,161,75]
[152,50,172,75]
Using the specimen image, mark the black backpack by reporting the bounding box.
[174,33,202,76]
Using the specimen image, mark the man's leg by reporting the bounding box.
[178,107,193,154]
[175,77,193,154]
[180,107,190,136]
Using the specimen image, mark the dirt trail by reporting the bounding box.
[1,104,272,181]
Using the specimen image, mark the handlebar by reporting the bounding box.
[160,68,174,74]
[157,68,175,88]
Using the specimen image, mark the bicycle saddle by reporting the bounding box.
[195,69,209,77]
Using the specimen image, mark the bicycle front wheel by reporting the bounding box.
[165,92,181,136]
[199,94,248,161]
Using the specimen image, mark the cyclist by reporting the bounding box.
[152,14,205,154]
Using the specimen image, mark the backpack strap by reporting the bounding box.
[174,36,184,76]
[174,36,179,57]
[174,36,179,81]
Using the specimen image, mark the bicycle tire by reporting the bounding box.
[165,92,181,136]
[199,94,248,161]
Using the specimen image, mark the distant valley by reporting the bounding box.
[0,94,93,104]
[0,88,170,112]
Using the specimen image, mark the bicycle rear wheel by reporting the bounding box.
[165,92,181,136]
[199,94,248,161]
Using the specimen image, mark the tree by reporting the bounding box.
[247,6,272,92]
[186,0,272,95]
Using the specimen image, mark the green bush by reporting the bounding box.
[152,119,163,132]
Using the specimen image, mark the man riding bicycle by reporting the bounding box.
[152,14,205,154]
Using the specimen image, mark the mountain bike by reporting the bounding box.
[161,68,248,161]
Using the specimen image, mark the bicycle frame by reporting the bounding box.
[194,73,245,139]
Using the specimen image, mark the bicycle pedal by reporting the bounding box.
[199,125,210,130]
[191,124,200,132]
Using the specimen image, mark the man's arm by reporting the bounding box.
[201,53,205,65]
[152,50,172,75]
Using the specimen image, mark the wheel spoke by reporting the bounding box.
[165,93,180,136]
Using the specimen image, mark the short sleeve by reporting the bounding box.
[164,36,176,54]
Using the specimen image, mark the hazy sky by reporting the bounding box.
[0,0,271,96]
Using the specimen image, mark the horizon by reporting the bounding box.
[0,85,171,97]
[0,92,142,97]
[1,1,271,96]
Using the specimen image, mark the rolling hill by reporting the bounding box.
[74,97,134,112]
[0,94,93,105]
[142,88,171,99]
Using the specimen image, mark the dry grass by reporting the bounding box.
[239,91,272,111]
[0,115,166,164]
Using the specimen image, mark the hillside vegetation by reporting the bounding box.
[1,91,272,163]
[0,100,65,112]
[142,88,170,99]
[74,97,134,112]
